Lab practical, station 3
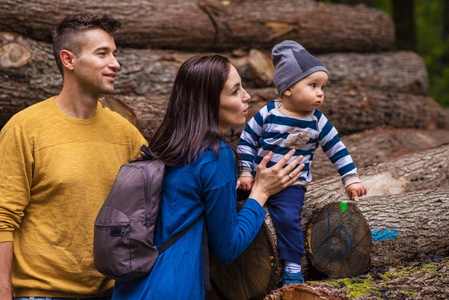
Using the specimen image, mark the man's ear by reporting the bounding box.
[60,50,76,71]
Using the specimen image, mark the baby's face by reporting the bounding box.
[281,71,328,117]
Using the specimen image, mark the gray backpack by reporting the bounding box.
[93,146,206,282]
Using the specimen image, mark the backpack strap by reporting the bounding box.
[157,213,203,253]
[202,219,211,291]
[157,213,210,291]
[140,144,153,158]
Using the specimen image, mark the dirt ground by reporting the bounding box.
[308,256,449,299]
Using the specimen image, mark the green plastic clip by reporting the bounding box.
[340,201,348,212]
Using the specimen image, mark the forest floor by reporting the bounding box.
[307,255,449,299]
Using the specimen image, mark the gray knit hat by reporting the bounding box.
[272,40,329,97]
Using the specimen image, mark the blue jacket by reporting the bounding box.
[112,142,266,299]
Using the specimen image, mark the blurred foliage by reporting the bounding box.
[322,0,449,107]
[377,0,449,107]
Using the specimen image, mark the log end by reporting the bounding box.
[305,202,372,279]
[0,32,33,68]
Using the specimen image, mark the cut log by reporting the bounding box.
[357,188,449,268]
[320,51,428,95]
[311,128,449,181]
[102,88,448,142]
[242,87,448,138]
[304,143,449,215]
[264,283,351,300]
[304,202,372,279]
[0,0,394,53]
[299,144,449,279]
[206,202,282,300]
[99,95,167,140]
[0,31,427,105]
[210,148,449,291]
[141,49,430,94]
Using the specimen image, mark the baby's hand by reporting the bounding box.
[238,176,254,191]
[345,182,367,202]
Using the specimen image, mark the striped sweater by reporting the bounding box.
[237,100,360,187]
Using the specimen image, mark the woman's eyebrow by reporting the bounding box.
[230,83,240,90]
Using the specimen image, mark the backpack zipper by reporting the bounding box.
[94,222,130,236]
[143,163,151,229]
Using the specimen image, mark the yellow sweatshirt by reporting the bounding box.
[0,97,147,298]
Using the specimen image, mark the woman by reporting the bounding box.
[112,55,303,299]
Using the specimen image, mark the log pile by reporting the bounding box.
[1,0,449,299]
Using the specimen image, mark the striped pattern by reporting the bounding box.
[238,100,358,185]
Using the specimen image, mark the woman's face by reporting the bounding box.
[218,65,251,131]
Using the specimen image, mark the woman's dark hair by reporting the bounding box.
[53,13,121,76]
[147,54,240,171]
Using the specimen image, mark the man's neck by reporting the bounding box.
[55,87,99,119]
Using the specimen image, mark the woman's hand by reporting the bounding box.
[249,150,304,207]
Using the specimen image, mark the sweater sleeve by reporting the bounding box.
[201,145,266,265]
[237,109,266,177]
[315,111,361,186]
[0,123,33,242]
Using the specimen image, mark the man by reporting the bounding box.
[0,13,147,299]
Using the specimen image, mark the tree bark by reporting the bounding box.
[358,188,449,268]
[207,203,281,300]
[96,86,448,143]
[0,0,394,53]
[328,0,375,6]
[93,87,449,144]
[311,128,449,181]
[305,188,449,277]
[239,87,448,140]
[0,31,427,101]
[234,144,449,283]
[303,143,449,224]
[299,143,449,278]
[265,283,351,300]
[0,31,432,127]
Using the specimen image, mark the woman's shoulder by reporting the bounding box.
[201,141,234,163]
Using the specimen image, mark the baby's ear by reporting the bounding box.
[283,89,292,97]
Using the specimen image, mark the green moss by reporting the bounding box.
[308,277,378,298]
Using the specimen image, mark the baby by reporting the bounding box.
[237,40,367,285]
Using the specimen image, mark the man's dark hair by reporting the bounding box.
[53,13,121,76]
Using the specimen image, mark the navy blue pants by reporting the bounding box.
[266,185,306,265]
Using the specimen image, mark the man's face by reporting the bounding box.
[73,29,120,95]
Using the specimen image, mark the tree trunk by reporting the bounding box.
[0,0,394,53]
[0,31,427,104]
[305,188,449,278]
[155,49,430,94]
[442,0,449,65]
[98,95,165,142]
[206,202,282,300]
[311,128,449,181]
[93,87,449,144]
[232,144,449,284]
[96,86,448,143]
[328,0,375,6]
[303,143,449,222]
[356,188,449,268]
[299,143,449,278]
[0,31,431,128]
[392,0,416,51]
[240,87,447,140]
